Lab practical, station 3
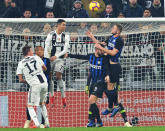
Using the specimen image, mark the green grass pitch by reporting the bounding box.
[0,127,165,131]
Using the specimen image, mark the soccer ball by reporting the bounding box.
[89,1,100,12]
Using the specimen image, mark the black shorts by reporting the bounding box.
[109,63,122,83]
[89,81,107,98]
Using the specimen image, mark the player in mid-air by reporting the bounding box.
[66,45,110,127]
[16,46,49,128]
[44,19,70,107]
[87,24,132,127]
[24,46,51,128]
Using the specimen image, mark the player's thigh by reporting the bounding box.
[90,81,106,99]
[40,83,48,103]
[28,86,41,106]
[109,64,122,89]
[54,60,64,74]
[89,95,97,104]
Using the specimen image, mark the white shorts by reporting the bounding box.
[28,83,48,106]
[51,59,64,73]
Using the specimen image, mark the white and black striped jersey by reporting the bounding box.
[16,55,47,86]
[44,30,70,59]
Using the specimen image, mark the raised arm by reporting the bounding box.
[68,54,90,60]
[86,31,99,44]
[86,31,107,45]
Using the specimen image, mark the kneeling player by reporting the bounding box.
[67,45,110,127]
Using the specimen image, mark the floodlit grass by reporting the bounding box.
[0,127,165,131]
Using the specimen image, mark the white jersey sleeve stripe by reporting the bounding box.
[44,33,52,58]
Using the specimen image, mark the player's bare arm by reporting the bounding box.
[42,65,47,71]
[18,74,27,84]
[86,31,107,46]
[95,43,119,56]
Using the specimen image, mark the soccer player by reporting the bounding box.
[24,46,51,128]
[87,24,132,127]
[16,46,49,128]
[66,45,110,127]
[44,19,70,107]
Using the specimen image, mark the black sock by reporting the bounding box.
[88,104,95,121]
[54,80,57,91]
[106,90,118,110]
[113,90,118,107]
[93,104,101,123]
[41,115,45,124]
[119,103,128,123]
[26,107,31,120]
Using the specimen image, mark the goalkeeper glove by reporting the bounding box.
[117,85,120,91]
[85,85,89,94]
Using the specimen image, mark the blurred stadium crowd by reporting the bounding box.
[0,0,164,18]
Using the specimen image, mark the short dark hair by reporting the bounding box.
[115,24,123,33]
[24,8,32,13]
[144,8,151,12]
[57,19,66,25]
[22,46,31,56]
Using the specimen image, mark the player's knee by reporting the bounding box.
[88,96,96,104]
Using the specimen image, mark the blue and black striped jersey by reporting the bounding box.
[105,35,124,63]
[68,53,110,84]
[42,57,51,82]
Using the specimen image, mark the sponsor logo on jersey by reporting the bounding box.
[108,42,115,48]
[52,42,65,47]
[90,64,102,69]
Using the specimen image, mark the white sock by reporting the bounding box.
[49,80,54,97]
[40,105,49,126]
[57,79,65,98]
[28,107,40,127]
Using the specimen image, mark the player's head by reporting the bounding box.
[56,19,66,32]
[111,24,122,35]
[35,46,44,58]
[22,46,33,56]
[95,44,104,56]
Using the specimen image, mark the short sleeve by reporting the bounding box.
[16,62,23,75]
[115,37,124,51]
